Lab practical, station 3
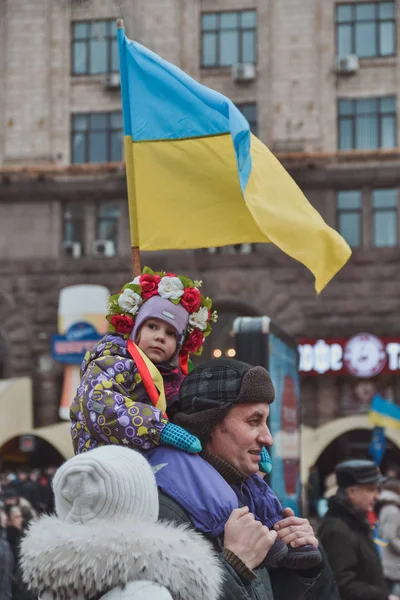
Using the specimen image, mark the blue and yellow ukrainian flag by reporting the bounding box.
[369,394,400,430]
[117,23,351,293]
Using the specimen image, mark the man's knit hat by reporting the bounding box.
[53,446,159,525]
[174,358,275,441]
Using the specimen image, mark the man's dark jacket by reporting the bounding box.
[304,543,340,600]
[318,495,388,600]
[159,488,321,600]
[0,537,14,600]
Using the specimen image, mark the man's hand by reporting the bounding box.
[274,507,319,549]
[224,506,278,570]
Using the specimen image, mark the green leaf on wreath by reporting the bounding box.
[178,275,194,289]
[123,283,142,295]
[202,296,212,310]
[204,322,212,337]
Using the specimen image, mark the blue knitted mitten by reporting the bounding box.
[160,422,202,453]
[259,446,272,474]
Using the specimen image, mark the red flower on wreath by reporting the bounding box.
[181,287,201,314]
[139,274,161,300]
[182,329,204,354]
[110,314,134,334]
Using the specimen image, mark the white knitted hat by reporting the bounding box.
[53,446,159,524]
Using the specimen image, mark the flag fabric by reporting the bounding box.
[372,526,388,558]
[369,426,386,465]
[117,27,351,293]
[369,394,400,430]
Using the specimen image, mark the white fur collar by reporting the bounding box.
[21,515,223,600]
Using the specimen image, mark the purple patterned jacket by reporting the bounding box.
[70,333,184,454]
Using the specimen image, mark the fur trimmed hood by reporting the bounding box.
[379,489,400,505]
[20,515,223,600]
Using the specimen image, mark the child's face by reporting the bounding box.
[136,318,177,363]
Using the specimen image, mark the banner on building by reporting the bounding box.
[299,333,400,378]
[52,285,109,420]
[268,333,301,514]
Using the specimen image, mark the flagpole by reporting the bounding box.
[117,18,141,278]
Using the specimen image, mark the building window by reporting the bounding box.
[96,202,120,247]
[372,188,397,246]
[206,244,255,255]
[237,103,258,136]
[72,20,118,75]
[62,203,85,245]
[336,2,395,58]
[201,10,256,67]
[337,190,362,247]
[71,112,123,164]
[338,96,396,150]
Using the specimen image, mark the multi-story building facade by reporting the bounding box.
[1,0,400,493]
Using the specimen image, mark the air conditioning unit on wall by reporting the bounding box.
[93,239,116,257]
[61,241,82,258]
[232,63,256,82]
[335,55,359,74]
[103,72,121,90]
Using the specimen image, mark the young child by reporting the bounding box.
[70,267,216,455]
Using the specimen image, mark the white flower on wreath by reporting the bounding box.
[158,276,184,300]
[130,276,141,285]
[118,288,143,315]
[189,306,209,331]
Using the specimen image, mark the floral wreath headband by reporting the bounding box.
[107,266,218,357]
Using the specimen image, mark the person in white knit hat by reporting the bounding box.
[19,446,223,600]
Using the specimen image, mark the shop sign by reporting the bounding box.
[19,435,36,453]
[299,333,400,378]
[51,322,100,364]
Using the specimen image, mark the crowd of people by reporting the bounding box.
[1,268,400,599]
[0,466,56,600]
[0,384,399,600]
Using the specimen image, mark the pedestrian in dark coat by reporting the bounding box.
[6,507,35,600]
[0,508,14,600]
[319,460,388,600]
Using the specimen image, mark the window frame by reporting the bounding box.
[71,19,118,76]
[336,189,363,248]
[372,187,398,247]
[236,102,258,136]
[337,96,397,150]
[335,2,396,59]
[95,201,121,249]
[205,244,256,255]
[71,111,123,164]
[61,202,86,250]
[200,10,257,68]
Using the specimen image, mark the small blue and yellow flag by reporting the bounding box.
[369,394,400,430]
[117,25,351,293]
[369,426,386,465]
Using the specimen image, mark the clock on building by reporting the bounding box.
[343,333,387,378]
